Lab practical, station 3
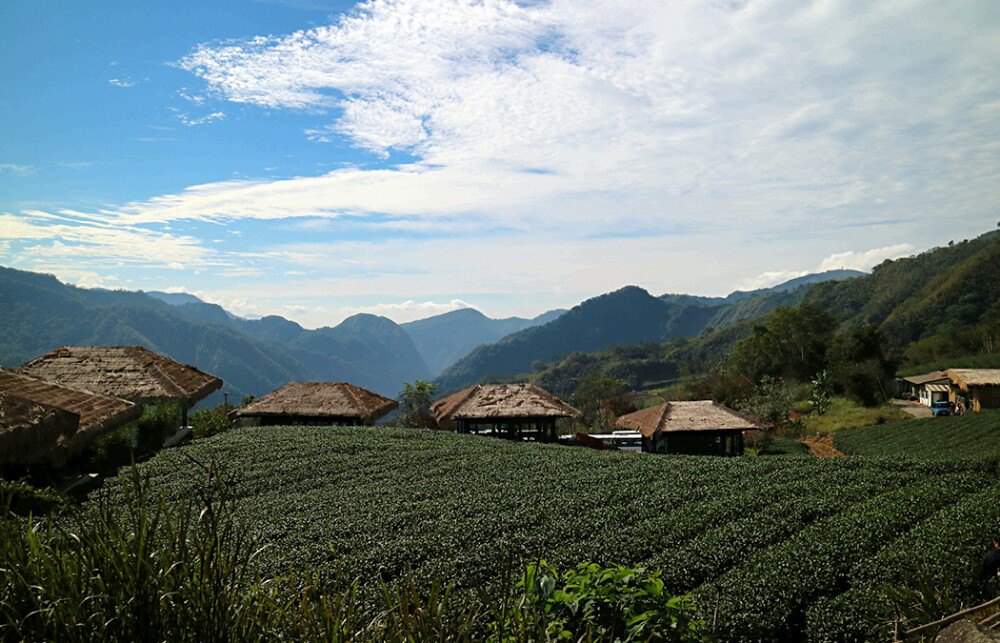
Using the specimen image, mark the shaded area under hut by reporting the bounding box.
[234,382,398,427]
[615,400,757,456]
[0,368,140,466]
[432,382,581,442]
[18,345,223,427]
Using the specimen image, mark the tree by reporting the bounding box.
[827,324,895,406]
[737,376,793,430]
[397,380,438,429]
[731,305,837,382]
[570,372,632,428]
[809,370,832,416]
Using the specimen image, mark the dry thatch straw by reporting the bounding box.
[946,369,1000,387]
[235,382,398,425]
[0,394,80,465]
[18,345,223,406]
[0,368,140,465]
[433,383,581,427]
[616,401,758,438]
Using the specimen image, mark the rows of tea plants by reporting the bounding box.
[835,410,1000,459]
[106,426,1000,640]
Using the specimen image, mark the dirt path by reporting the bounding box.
[801,434,846,458]
[891,398,933,418]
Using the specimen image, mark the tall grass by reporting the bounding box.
[0,466,706,642]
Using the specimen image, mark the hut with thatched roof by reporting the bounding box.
[432,383,581,442]
[945,369,1000,411]
[18,345,223,427]
[0,368,140,465]
[234,382,398,427]
[616,401,757,456]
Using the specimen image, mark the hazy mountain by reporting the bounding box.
[145,290,206,306]
[401,307,566,375]
[0,268,429,398]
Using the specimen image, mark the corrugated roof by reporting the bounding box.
[0,368,140,462]
[18,346,223,406]
[901,371,950,386]
[616,401,758,438]
[432,383,581,422]
[946,369,1000,387]
[0,393,80,465]
[925,383,951,393]
[235,382,398,423]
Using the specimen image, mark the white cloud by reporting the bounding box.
[739,243,915,290]
[108,78,137,88]
[818,243,915,272]
[176,111,225,127]
[0,164,33,176]
[353,299,475,323]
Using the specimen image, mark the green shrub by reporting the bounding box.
[496,561,706,642]
[190,406,231,439]
[84,403,180,473]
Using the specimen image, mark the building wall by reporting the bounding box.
[971,385,1000,411]
[238,414,365,427]
[649,430,744,456]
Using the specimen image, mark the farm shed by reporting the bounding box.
[0,368,140,465]
[432,382,581,442]
[900,371,952,407]
[234,382,398,427]
[17,345,223,427]
[946,369,1000,411]
[615,400,757,456]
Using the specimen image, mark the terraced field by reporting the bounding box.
[110,426,1000,641]
[835,410,1000,459]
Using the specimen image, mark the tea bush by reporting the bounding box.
[835,410,1000,459]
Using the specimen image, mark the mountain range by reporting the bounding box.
[0,264,870,402]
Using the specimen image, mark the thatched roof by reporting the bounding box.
[235,382,398,423]
[946,369,1000,388]
[0,394,80,465]
[0,368,140,462]
[18,345,223,406]
[433,383,581,423]
[901,371,950,386]
[616,401,758,438]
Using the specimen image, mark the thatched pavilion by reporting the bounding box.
[18,346,223,427]
[234,382,398,427]
[616,401,757,456]
[0,368,140,465]
[432,383,581,442]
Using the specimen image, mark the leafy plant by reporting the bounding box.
[190,405,231,439]
[809,370,832,416]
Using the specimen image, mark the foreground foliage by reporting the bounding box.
[0,467,705,642]
[835,411,1000,459]
[90,426,1000,641]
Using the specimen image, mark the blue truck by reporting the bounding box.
[931,401,953,417]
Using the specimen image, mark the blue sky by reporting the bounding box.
[1,0,998,327]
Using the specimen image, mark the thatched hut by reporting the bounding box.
[0,368,140,465]
[615,401,757,456]
[432,383,581,442]
[18,345,223,426]
[0,394,80,466]
[234,382,398,427]
[945,369,1000,411]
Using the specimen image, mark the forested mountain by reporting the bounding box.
[0,267,430,398]
[400,307,565,375]
[525,232,1000,396]
[435,271,863,391]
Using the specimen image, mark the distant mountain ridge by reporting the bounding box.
[435,270,865,391]
[401,307,565,375]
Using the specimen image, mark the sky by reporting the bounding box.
[1,0,998,328]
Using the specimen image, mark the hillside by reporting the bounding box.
[118,426,1000,641]
[436,270,861,391]
[804,231,1000,360]
[835,411,1000,458]
[400,307,564,375]
[0,267,429,398]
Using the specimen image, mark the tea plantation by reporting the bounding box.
[110,426,1000,641]
[835,410,1000,459]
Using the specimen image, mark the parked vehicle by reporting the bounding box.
[932,401,953,417]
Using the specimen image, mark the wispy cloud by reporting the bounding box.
[108,77,137,88]
[0,164,34,176]
[176,111,226,127]
[739,243,915,290]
